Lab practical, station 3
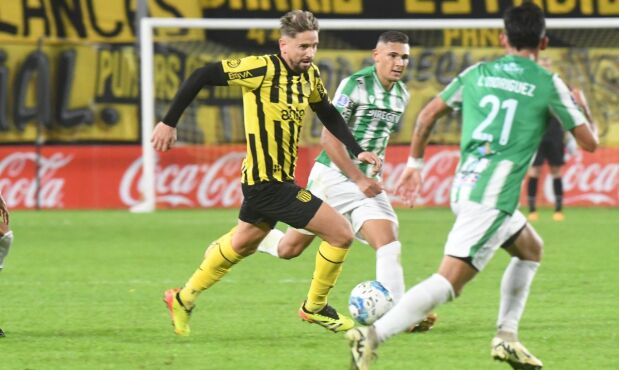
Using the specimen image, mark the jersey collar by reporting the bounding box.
[277,54,303,76]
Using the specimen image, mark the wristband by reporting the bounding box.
[406,156,424,170]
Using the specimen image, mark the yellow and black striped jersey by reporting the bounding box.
[220,54,329,185]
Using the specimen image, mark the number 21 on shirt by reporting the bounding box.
[473,94,518,145]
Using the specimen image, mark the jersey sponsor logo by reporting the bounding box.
[368,109,401,123]
[296,189,312,203]
[282,107,305,121]
[228,70,253,80]
[226,58,242,69]
[477,76,536,97]
[335,94,350,108]
[494,62,524,74]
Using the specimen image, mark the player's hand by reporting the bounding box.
[354,176,383,198]
[357,151,382,175]
[395,167,422,207]
[151,122,177,152]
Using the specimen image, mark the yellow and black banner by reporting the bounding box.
[199,0,619,18]
[0,0,204,43]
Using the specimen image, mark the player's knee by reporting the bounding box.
[529,237,544,261]
[520,236,543,262]
[278,244,303,260]
[333,230,354,248]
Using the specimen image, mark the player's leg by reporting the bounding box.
[0,194,13,271]
[257,227,315,258]
[527,158,543,221]
[347,257,461,369]
[492,216,543,369]
[347,201,518,369]
[164,182,285,336]
[257,162,331,259]
[361,220,404,300]
[164,219,269,336]
[0,194,13,338]
[353,191,437,333]
[299,201,356,331]
[549,165,564,221]
[547,134,566,221]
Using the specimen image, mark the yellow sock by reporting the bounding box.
[305,241,349,313]
[179,228,243,307]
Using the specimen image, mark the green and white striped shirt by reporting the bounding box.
[315,65,409,177]
[440,55,585,214]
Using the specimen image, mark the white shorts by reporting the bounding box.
[297,162,398,243]
[444,201,527,271]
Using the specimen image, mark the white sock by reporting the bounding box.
[256,229,284,257]
[374,273,454,343]
[376,241,405,303]
[0,231,14,270]
[497,257,540,336]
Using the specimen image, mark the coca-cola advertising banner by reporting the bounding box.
[0,145,617,210]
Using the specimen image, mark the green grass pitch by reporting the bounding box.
[1,207,618,369]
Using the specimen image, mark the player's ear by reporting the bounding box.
[499,32,509,48]
[539,36,549,51]
[279,37,287,54]
[372,48,379,62]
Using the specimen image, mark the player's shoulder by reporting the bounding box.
[350,65,375,78]
[339,66,375,88]
[455,61,485,80]
[223,54,268,71]
[395,80,410,99]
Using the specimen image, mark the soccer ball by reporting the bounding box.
[348,280,394,325]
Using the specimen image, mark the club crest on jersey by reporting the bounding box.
[335,94,350,108]
[226,58,242,69]
[296,190,312,203]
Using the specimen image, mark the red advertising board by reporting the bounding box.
[0,145,617,209]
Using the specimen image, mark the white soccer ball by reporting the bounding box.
[348,280,394,325]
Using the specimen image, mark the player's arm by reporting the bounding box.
[569,87,598,152]
[320,128,382,197]
[152,63,228,152]
[310,98,381,172]
[395,96,450,207]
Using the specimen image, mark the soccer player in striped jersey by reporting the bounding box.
[0,193,14,337]
[346,3,598,370]
[257,30,435,332]
[152,10,381,336]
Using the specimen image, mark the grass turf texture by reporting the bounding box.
[1,208,617,369]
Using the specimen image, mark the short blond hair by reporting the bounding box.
[280,10,319,38]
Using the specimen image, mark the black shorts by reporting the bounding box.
[239,181,323,229]
[533,138,565,166]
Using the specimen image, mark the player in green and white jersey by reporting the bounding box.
[258,31,435,331]
[346,3,598,370]
[0,193,14,337]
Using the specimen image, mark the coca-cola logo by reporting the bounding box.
[0,152,72,208]
[384,149,460,206]
[120,152,245,207]
[548,155,619,205]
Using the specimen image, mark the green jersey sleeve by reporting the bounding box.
[332,76,358,123]
[548,74,587,131]
[439,75,464,110]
